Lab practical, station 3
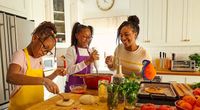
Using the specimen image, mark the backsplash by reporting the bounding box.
[146,46,200,61]
[56,45,200,71]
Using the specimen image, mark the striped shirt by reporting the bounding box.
[111,44,151,75]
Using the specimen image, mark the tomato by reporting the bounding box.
[141,103,156,110]
[157,105,174,110]
[193,88,200,96]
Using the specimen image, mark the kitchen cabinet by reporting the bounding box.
[130,0,167,45]
[45,0,71,48]
[0,0,29,17]
[145,0,167,45]
[166,0,200,45]
[186,0,200,44]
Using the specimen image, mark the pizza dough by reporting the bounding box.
[56,99,74,107]
[79,95,96,105]
[144,86,164,94]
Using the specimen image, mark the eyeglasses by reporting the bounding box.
[38,38,53,56]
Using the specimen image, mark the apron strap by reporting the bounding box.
[24,48,31,69]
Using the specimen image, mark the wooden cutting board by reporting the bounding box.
[171,82,194,97]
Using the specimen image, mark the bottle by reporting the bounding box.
[113,64,125,103]
[113,65,124,84]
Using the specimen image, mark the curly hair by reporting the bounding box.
[32,21,57,41]
[117,15,140,43]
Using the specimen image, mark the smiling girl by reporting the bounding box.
[105,15,152,76]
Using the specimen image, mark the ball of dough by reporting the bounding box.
[79,95,96,105]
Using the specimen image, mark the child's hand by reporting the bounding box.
[43,78,59,94]
[85,50,99,65]
[54,68,67,76]
[105,56,113,68]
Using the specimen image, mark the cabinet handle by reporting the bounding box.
[186,39,190,42]
[182,39,187,42]
[144,40,150,43]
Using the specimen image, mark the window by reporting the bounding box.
[83,16,127,71]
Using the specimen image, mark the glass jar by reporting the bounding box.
[124,93,137,110]
[98,80,108,103]
[107,84,119,110]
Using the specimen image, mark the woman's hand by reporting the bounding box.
[105,56,114,68]
[85,50,99,65]
[53,68,67,76]
[43,78,59,94]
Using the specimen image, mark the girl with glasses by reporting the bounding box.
[7,21,67,110]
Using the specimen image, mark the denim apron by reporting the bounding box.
[65,46,91,92]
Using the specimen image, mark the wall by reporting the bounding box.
[82,0,131,19]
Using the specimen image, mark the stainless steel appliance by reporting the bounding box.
[171,60,196,72]
[0,11,34,109]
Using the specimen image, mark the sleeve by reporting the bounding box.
[11,50,25,68]
[66,46,87,75]
[107,47,118,71]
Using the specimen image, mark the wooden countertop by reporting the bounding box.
[27,89,127,110]
[156,70,200,76]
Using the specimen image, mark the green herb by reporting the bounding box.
[190,82,200,89]
[120,73,140,105]
[189,53,200,67]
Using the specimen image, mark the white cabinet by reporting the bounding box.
[45,0,71,48]
[145,0,167,45]
[186,0,200,44]
[131,0,167,45]
[166,0,200,45]
[166,0,188,45]
[0,0,29,17]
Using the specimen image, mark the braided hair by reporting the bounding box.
[117,15,140,43]
[32,21,57,41]
[71,22,93,46]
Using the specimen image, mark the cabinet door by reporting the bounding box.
[146,0,167,45]
[0,0,29,17]
[166,0,189,45]
[187,0,200,44]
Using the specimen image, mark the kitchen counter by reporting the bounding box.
[157,70,200,76]
[27,89,129,110]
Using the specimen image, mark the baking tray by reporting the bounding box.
[138,82,178,100]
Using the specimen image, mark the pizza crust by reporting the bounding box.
[56,99,74,107]
[144,86,164,94]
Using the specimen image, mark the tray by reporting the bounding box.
[138,82,177,100]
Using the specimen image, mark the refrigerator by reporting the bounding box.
[0,11,34,109]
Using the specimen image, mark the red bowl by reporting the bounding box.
[83,73,112,89]
[175,100,186,110]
